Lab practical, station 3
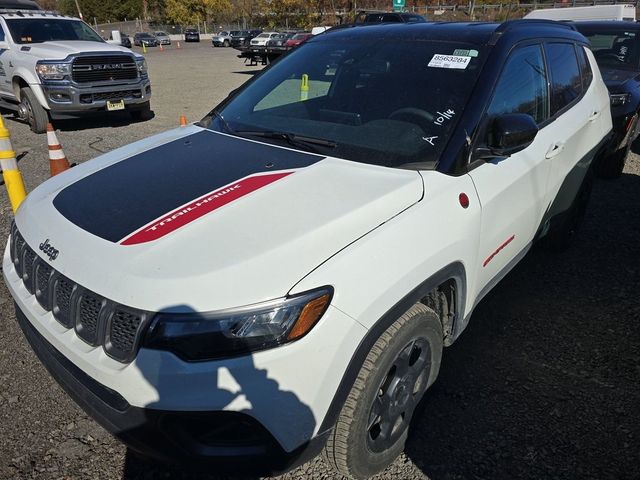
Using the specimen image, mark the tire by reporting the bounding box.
[594,144,628,179]
[19,87,49,134]
[323,304,443,479]
[224,39,230,47]
[543,168,593,251]
[129,102,152,121]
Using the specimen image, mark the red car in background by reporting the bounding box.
[285,33,314,48]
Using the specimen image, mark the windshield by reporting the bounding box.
[579,28,640,70]
[6,18,103,44]
[207,39,484,168]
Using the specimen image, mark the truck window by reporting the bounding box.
[5,18,104,44]
[545,43,583,115]
[487,44,549,124]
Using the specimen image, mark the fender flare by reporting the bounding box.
[12,69,50,110]
[317,261,467,434]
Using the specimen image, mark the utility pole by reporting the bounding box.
[74,0,83,20]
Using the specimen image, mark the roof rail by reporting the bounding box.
[496,18,578,33]
[0,8,64,16]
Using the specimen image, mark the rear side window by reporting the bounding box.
[576,45,594,91]
[487,44,549,124]
[545,43,583,115]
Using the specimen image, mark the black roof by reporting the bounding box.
[316,19,586,46]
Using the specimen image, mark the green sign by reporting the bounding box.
[393,0,405,11]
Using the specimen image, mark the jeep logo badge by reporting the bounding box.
[39,239,59,261]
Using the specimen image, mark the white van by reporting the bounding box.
[525,4,636,21]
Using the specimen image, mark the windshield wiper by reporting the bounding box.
[234,130,337,153]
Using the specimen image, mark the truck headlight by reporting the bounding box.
[143,287,332,361]
[135,58,147,75]
[36,63,70,80]
[610,93,630,107]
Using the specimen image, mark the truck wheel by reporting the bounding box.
[594,145,628,179]
[129,102,152,121]
[543,168,593,251]
[19,87,49,134]
[224,39,230,47]
[323,304,443,479]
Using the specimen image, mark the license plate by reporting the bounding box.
[106,99,125,111]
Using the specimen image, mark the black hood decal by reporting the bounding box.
[53,130,324,243]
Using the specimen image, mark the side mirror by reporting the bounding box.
[485,113,538,157]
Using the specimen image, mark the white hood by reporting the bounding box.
[21,41,135,60]
[15,127,423,312]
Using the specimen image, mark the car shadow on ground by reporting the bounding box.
[233,70,264,76]
[406,172,640,480]
[0,109,155,133]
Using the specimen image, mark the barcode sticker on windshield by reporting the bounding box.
[428,54,471,69]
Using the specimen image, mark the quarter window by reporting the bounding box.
[576,45,594,91]
[487,44,549,124]
[545,43,583,115]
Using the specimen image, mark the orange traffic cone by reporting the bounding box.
[177,41,181,49]
[47,123,70,177]
[159,43,164,52]
[179,114,187,126]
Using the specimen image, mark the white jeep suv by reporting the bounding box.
[4,20,611,480]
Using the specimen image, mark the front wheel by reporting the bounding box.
[18,87,49,133]
[223,39,230,47]
[323,303,443,479]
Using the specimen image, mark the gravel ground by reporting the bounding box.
[1,41,639,480]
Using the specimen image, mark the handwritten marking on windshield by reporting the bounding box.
[423,136,438,146]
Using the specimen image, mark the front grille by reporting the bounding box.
[9,223,150,363]
[91,90,142,102]
[72,55,138,83]
[75,291,103,345]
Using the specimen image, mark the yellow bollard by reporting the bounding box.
[143,43,147,54]
[0,116,27,212]
[300,74,309,101]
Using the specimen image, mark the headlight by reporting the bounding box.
[135,58,147,75]
[36,63,70,80]
[143,287,333,361]
[610,93,630,107]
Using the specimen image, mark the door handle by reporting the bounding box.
[588,111,601,122]
[545,142,565,159]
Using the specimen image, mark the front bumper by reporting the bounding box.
[13,305,327,472]
[41,78,151,116]
[3,236,367,464]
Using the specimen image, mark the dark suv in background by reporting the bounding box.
[184,28,200,42]
[574,21,640,177]
[356,11,427,23]
[230,29,262,48]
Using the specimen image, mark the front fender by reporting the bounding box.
[13,67,49,109]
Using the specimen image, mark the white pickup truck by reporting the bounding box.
[0,7,151,133]
[4,20,611,480]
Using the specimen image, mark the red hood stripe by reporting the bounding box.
[120,171,293,246]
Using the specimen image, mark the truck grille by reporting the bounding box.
[10,223,150,363]
[72,55,138,83]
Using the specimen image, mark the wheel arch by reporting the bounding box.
[317,261,467,434]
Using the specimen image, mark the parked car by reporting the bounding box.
[250,31,280,47]
[358,11,427,23]
[153,31,171,45]
[133,32,159,47]
[0,11,151,133]
[5,19,611,480]
[120,33,132,48]
[573,21,640,177]
[231,29,264,48]
[184,28,200,42]
[285,32,313,48]
[212,30,247,47]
